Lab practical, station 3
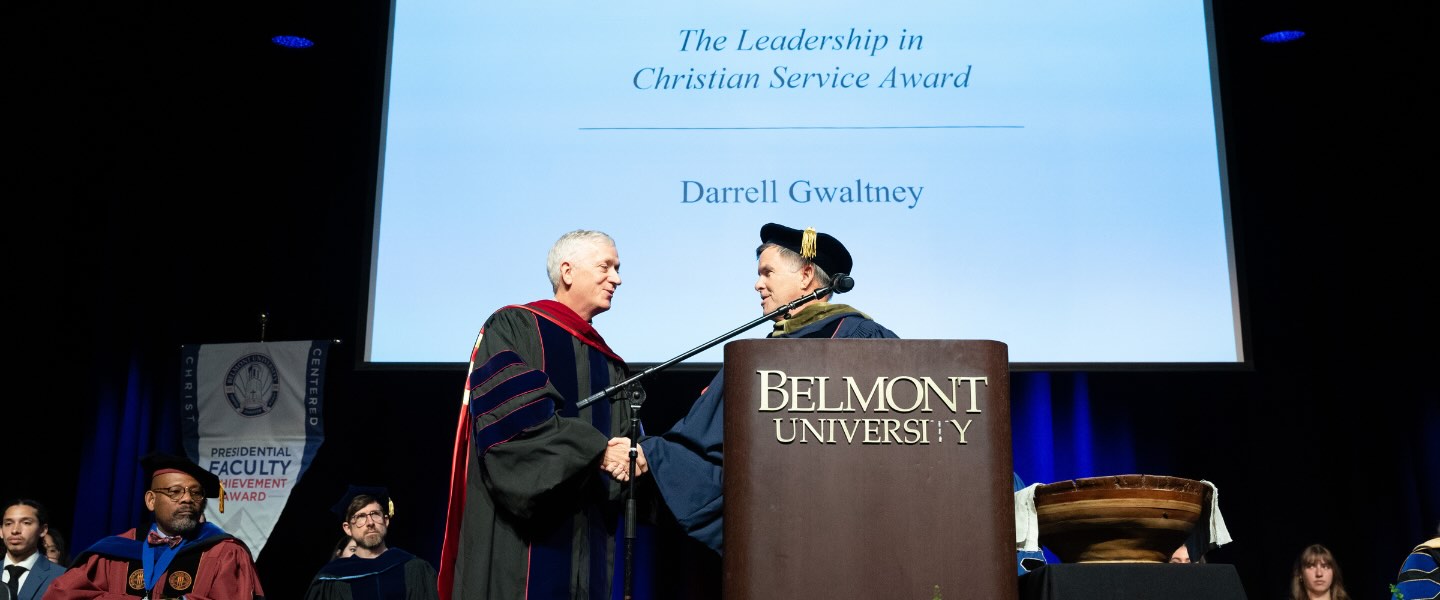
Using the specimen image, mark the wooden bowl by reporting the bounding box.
[1034,474,1206,563]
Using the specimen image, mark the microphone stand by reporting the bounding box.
[583,275,851,600]
[622,387,643,600]
[578,276,848,410]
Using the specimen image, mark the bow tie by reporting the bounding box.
[147,530,182,548]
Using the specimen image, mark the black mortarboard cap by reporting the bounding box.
[759,223,853,276]
[331,485,393,521]
[141,452,221,499]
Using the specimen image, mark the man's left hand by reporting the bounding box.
[601,438,648,481]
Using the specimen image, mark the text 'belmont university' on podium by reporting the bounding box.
[723,339,1016,600]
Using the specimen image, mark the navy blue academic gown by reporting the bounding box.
[639,304,897,554]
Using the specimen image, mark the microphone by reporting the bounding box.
[829,273,855,294]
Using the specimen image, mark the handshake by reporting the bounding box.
[601,437,648,482]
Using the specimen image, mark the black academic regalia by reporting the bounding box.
[440,302,639,600]
[306,548,437,600]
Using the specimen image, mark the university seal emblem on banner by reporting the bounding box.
[181,340,329,556]
[224,353,281,417]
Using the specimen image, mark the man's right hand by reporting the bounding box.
[601,437,648,481]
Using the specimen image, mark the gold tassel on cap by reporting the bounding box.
[388,498,395,517]
[801,227,818,259]
[219,482,226,514]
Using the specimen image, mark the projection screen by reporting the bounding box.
[366,0,1240,367]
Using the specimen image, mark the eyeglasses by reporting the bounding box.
[151,486,205,501]
[349,510,388,525]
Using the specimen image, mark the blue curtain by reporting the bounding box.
[69,350,182,551]
[1011,372,1140,564]
[1012,372,1137,485]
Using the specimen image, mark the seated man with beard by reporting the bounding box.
[47,452,264,600]
[306,486,438,600]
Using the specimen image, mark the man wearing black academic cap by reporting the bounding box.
[305,487,437,600]
[46,453,264,600]
[616,223,898,555]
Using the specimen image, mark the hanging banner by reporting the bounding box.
[180,340,328,557]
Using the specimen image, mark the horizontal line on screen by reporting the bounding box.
[578,125,1025,131]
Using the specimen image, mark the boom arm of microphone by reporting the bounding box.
[575,273,853,409]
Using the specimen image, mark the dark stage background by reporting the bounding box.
[11,0,1435,599]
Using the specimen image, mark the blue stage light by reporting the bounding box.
[1260,30,1306,43]
[271,35,315,49]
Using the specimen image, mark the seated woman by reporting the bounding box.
[1290,544,1352,600]
[331,535,358,560]
[44,529,70,565]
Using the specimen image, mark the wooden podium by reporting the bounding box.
[723,339,1016,600]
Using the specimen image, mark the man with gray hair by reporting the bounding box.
[610,223,897,555]
[438,230,641,600]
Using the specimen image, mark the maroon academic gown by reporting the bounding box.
[44,527,264,600]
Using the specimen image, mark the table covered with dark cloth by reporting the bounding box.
[1019,563,1247,600]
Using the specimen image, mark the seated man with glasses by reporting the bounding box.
[306,486,438,600]
[47,452,264,600]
